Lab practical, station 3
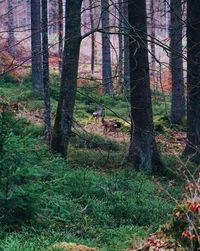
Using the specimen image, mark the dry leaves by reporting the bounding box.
[50,242,97,251]
[128,233,183,251]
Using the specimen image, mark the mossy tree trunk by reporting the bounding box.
[51,0,82,157]
[170,0,185,124]
[184,0,200,158]
[127,0,164,172]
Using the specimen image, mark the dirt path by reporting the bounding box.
[83,122,130,142]
[17,109,186,154]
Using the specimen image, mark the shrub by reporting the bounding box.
[168,175,200,250]
[0,110,43,230]
[160,164,200,250]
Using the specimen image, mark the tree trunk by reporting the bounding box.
[118,0,123,89]
[49,0,58,35]
[42,0,51,144]
[58,0,63,74]
[101,0,113,94]
[122,0,130,92]
[89,0,95,77]
[170,0,185,124]
[31,0,43,92]
[150,0,156,82]
[184,0,200,158]
[51,0,82,157]
[27,0,31,28]
[127,0,164,172]
[7,0,16,56]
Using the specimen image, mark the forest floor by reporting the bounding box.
[0,75,195,251]
[17,109,186,155]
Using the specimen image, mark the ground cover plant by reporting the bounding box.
[0,78,186,251]
[1,0,200,249]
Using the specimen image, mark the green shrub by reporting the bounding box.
[0,73,18,84]
[0,112,43,230]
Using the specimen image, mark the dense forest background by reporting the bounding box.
[0,0,199,250]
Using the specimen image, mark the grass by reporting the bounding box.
[0,76,185,250]
[0,115,183,250]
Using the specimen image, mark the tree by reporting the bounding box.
[101,0,113,94]
[31,0,43,92]
[122,0,130,92]
[127,0,164,172]
[58,0,63,73]
[184,0,200,158]
[89,0,95,77]
[118,0,123,89]
[7,0,16,56]
[49,0,58,35]
[42,0,51,143]
[51,0,82,157]
[150,0,156,82]
[170,0,185,124]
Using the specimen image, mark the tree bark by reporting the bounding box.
[170,0,185,124]
[7,0,16,56]
[42,0,51,144]
[51,0,82,157]
[58,0,63,74]
[89,0,95,76]
[150,0,156,82]
[31,0,43,92]
[184,0,200,158]
[27,0,31,28]
[122,0,130,93]
[49,0,58,34]
[101,0,113,94]
[127,0,164,172]
[118,0,123,89]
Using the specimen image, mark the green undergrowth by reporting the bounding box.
[0,111,184,251]
[0,76,186,250]
[0,76,186,135]
[0,78,130,127]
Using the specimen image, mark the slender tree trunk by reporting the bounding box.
[51,0,82,157]
[82,0,88,33]
[184,0,200,158]
[170,0,185,124]
[31,0,43,92]
[89,0,95,76]
[7,0,16,56]
[118,0,123,89]
[127,0,164,172]
[50,0,58,34]
[42,0,51,144]
[150,0,156,81]
[122,0,130,92]
[58,0,63,73]
[164,0,168,37]
[101,0,113,94]
[27,0,31,28]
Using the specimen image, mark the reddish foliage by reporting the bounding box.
[151,68,172,93]
[49,56,61,65]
